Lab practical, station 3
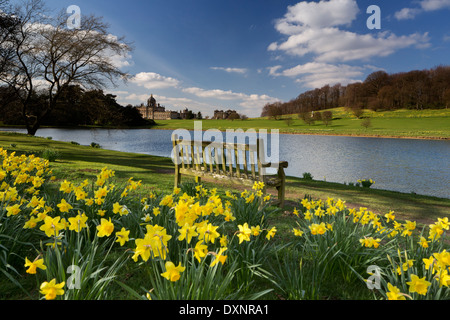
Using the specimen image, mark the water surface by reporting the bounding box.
[2,127,449,199]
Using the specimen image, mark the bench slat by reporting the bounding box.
[172,136,287,207]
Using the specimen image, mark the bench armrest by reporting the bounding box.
[261,161,288,169]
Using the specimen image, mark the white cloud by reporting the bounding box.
[269,0,430,63]
[182,87,280,117]
[268,65,283,76]
[267,0,431,90]
[210,67,248,74]
[395,8,422,20]
[395,0,450,20]
[270,62,364,88]
[123,93,150,102]
[238,94,280,114]
[114,73,280,117]
[420,0,450,11]
[129,72,180,90]
[182,87,245,100]
[271,0,359,37]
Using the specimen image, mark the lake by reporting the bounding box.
[2,127,449,199]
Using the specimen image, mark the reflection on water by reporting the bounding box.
[2,127,449,199]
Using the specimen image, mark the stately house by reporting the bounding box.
[212,109,239,120]
[136,95,197,120]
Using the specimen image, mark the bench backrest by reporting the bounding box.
[172,136,266,180]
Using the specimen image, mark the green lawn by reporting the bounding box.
[1,131,449,228]
[1,131,449,301]
[154,108,450,139]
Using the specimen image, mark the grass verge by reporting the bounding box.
[1,131,448,227]
[0,131,449,301]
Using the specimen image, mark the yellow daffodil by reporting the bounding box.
[161,261,185,282]
[68,212,88,233]
[251,225,261,236]
[435,269,450,287]
[309,223,327,235]
[245,193,255,203]
[428,223,444,240]
[384,210,395,222]
[386,283,406,300]
[57,199,73,213]
[237,223,252,244]
[6,204,21,217]
[115,227,130,246]
[96,218,114,237]
[438,217,449,230]
[407,274,431,296]
[59,180,72,193]
[266,226,277,240]
[40,279,65,300]
[219,235,228,247]
[24,257,47,274]
[434,250,450,268]
[23,216,41,229]
[293,228,303,237]
[418,237,430,248]
[423,256,439,274]
[178,223,198,244]
[159,194,174,207]
[252,181,265,191]
[173,187,181,195]
[197,222,220,244]
[40,216,65,237]
[210,247,227,267]
[193,240,208,262]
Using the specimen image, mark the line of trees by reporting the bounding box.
[0,85,152,127]
[0,0,141,135]
[261,66,450,118]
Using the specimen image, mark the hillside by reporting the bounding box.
[153,108,450,140]
[261,66,450,118]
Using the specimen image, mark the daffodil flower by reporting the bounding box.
[40,279,65,300]
[115,227,130,246]
[407,274,431,296]
[161,261,185,282]
[96,218,114,237]
[24,257,47,274]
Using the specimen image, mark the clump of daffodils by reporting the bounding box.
[1,148,280,299]
[291,195,449,300]
[1,148,448,300]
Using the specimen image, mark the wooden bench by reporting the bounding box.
[172,136,288,207]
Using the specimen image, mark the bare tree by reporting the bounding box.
[322,110,333,126]
[361,118,372,130]
[1,0,17,75]
[0,0,132,135]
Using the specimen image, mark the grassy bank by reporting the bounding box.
[1,131,448,226]
[1,131,449,301]
[154,108,450,140]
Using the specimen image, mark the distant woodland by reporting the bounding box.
[0,85,153,127]
[261,66,450,118]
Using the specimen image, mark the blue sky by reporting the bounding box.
[24,0,450,117]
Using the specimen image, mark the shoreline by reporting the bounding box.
[1,124,449,141]
[1,130,449,201]
[150,126,450,141]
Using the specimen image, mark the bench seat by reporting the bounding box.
[172,137,288,207]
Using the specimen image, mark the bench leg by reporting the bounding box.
[277,182,285,208]
[195,176,201,184]
[174,169,181,188]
